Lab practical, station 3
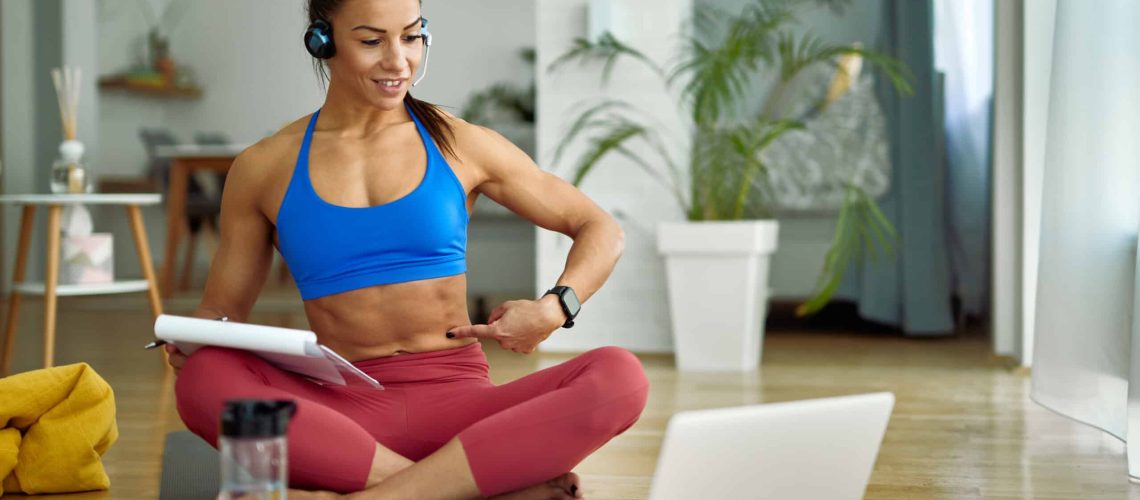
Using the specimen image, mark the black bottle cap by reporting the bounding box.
[220,400,297,438]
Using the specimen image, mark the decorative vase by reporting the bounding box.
[156,56,176,85]
[50,140,93,194]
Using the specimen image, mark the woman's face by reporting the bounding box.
[328,0,425,109]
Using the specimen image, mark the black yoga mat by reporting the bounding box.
[159,431,219,500]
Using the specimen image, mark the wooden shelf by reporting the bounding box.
[98,77,202,99]
[13,280,153,297]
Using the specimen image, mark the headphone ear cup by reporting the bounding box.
[420,18,432,47]
[304,19,336,59]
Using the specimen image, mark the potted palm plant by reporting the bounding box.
[550,0,911,371]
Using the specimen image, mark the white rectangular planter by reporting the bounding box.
[658,221,779,371]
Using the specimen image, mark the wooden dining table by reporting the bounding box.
[155,144,247,298]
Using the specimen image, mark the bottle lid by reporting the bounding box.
[220,400,296,438]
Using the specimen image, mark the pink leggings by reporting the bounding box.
[174,341,649,496]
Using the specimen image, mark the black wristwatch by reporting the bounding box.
[544,286,581,328]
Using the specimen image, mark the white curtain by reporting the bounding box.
[933,0,993,320]
[1031,0,1140,479]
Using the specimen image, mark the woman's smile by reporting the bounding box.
[373,78,405,96]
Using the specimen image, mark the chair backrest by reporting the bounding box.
[192,131,232,197]
[193,131,230,146]
[138,128,180,188]
[140,127,179,156]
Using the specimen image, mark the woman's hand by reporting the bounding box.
[447,295,567,353]
[165,344,188,376]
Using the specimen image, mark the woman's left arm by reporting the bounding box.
[446,124,624,353]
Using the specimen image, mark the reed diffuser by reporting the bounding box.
[50,66,92,194]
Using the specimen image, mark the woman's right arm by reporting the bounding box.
[167,148,276,373]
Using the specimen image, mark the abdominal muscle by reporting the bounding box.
[301,273,479,361]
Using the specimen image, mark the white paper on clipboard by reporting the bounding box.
[154,314,383,390]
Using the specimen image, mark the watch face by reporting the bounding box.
[562,288,581,316]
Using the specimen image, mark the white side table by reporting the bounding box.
[0,193,164,373]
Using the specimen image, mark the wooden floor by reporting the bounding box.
[4,286,1140,499]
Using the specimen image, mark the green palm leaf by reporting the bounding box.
[565,120,673,195]
[796,185,898,316]
[547,32,664,84]
[776,33,913,94]
[727,119,802,218]
[552,99,640,166]
[673,2,791,123]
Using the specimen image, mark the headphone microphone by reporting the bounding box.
[304,17,433,86]
[412,18,432,87]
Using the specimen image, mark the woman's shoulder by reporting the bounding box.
[226,114,313,185]
[236,116,312,169]
[438,111,528,170]
[434,110,515,157]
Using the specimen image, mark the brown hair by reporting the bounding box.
[307,0,457,159]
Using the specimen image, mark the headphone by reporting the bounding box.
[304,17,433,86]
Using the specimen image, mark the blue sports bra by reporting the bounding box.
[275,103,469,300]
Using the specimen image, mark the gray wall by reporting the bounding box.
[1,0,39,292]
[2,0,65,291]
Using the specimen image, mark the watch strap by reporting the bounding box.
[544,286,578,328]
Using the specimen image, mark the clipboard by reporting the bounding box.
[151,314,383,390]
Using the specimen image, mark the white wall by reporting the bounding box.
[536,0,691,353]
[413,1,536,112]
[1019,0,1057,367]
[991,0,1057,366]
[991,0,1022,360]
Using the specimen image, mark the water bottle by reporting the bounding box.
[218,400,297,499]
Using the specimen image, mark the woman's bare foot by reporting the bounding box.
[283,472,581,499]
[490,472,583,500]
[283,488,340,499]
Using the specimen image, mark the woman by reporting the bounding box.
[168,0,648,498]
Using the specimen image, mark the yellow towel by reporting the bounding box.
[0,362,118,496]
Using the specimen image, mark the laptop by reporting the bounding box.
[648,392,894,500]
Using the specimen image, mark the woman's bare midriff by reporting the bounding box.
[301,273,479,361]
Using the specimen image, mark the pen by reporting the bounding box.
[144,316,229,350]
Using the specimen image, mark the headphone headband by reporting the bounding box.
[304,17,431,59]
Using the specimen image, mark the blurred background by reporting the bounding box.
[0,0,1002,348]
[4,0,1138,498]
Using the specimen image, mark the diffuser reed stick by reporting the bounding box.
[51,66,81,140]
